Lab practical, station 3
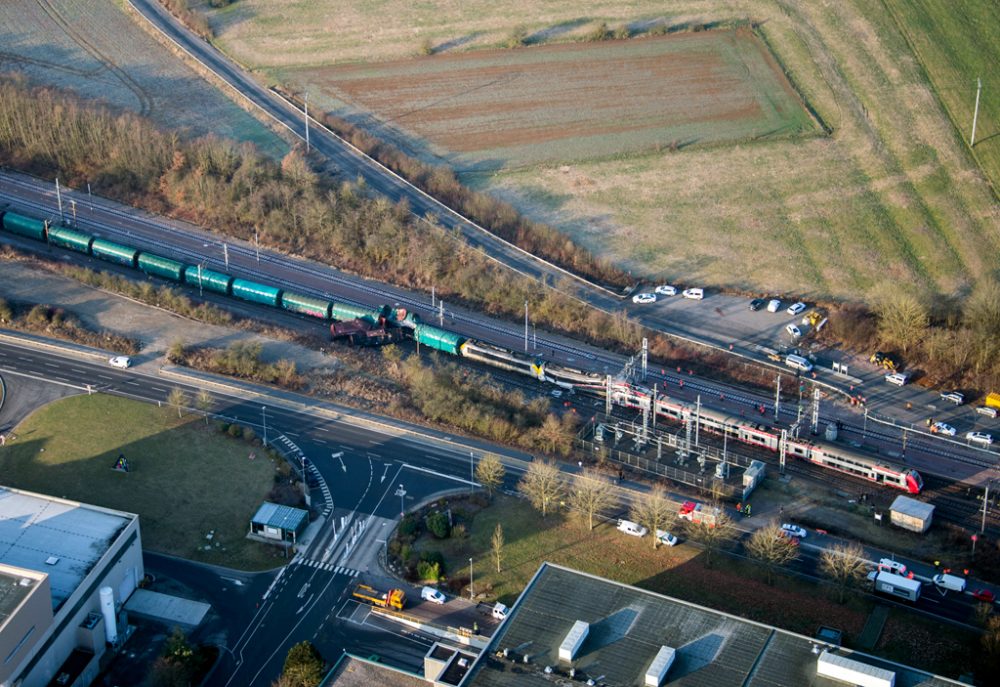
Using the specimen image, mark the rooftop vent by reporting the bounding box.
[817,649,895,687]
[559,620,590,662]
[45,556,59,566]
[645,646,676,686]
[18,578,34,587]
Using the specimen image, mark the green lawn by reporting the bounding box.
[406,493,976,677]
[883,0,1000,193]
[0,394,287,570]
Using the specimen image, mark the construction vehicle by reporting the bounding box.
[677,501,720,527]
[870,351,900,372]
[986,393,1000,410]
[801,310,824,328]
[353,584,406,610]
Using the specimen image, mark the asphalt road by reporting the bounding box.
[2,339,996,683]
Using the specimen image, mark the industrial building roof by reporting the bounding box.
[464,563,965,687]
[0,487,132,610]
[251,502,308,532]
[322,654,429,687]
[0,568,34,626]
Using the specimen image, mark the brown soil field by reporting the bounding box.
[0,0,286,158]
[291,29,815,170]
[206,1,1000,301]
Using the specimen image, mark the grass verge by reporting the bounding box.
[0,394,288,570]
[399,493,979,678]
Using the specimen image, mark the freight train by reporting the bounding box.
[0,209,922,493]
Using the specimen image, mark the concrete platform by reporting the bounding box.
[125,589,210,627]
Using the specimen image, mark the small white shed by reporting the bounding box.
[890,496,934,533]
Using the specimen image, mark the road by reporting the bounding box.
[3,169,997,491]
[119,0,989,428]
[1,338,996,683]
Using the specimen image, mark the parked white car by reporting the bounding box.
[108,356,131,369]
[617,519,648,537]
[654,284,677,296]
[682,287,704,300]
[766,299,782,312]
[786,302,807,316]
[885,372,910,386]
[780,524,807,539]
[655,529,679,547]
[632,292,657,304]
[421,586,446,605]
[785,324,802,339]
[966,431,994,447]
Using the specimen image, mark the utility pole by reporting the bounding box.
[641,337,648,381]
[70,200,76,227]
[255,229,260,263]
[524,301,529,352]
[304,92,310,153]
[431,286,435,308]
[469,452,475,493]
[605,375,612,416]
[982,480,992,534]
[971,77,982,147]
[779,429,788,475]
[55,178,64,223]
[438,300,444,326]
[695,394,701,447]
[810,387,820,435]
[774,375,781,421]
[469,557,474,599]
[223,243,230,271]
[261,405,268,446]
[87,183,93,212]
[197,263,204,297]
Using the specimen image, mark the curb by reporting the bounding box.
[0,329,110,363]
[0,374,6,416]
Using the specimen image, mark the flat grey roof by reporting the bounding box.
[0,569,34,627]
[891,495,935,519]
[251,502,308,531]
[322,655,428,687]
[0,487,131,610]
[464,563,964,687]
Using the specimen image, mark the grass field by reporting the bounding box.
[0,394,285,570]
[0,0,286,158]
[291,30,814,170]
[207,0,999,301]
[882,0,1000,195]
[409,494,973,676]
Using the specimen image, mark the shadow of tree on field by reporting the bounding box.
[433,32,483,54]
[525,18,592,46]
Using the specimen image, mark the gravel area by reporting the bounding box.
[0,261,337,373]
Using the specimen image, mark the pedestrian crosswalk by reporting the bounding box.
[296,559,360,577]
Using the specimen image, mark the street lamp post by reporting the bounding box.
[469,557,474,600]
[470,452,475,493]
[261,406,268,446]
[399,483,406,517]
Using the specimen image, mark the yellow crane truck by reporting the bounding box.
[353,584,406,610]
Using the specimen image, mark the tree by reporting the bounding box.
[569,468,616,531]
[519,459,563,517]
[534,413,575,455]
[630,485,673,548]
[683,511,737,567]
[167,387,188,419]
[491,523,504,573]
[744,522,800,585]
[166,338,186,363]
[476,453,506,497]
[195,389,213,424]
[280,641,325,687]
[873,287,928,353]
[819,541,870,603]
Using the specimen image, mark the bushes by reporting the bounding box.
[0,299,139,353]
[426,511,450,539]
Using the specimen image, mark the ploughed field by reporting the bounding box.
[293,29,815,170]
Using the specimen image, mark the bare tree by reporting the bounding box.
[629,485,673,549]
[568,468,616,531]
[744,522,800,585]
[534,414,575,455]
[476,453,506,497]
[519,459,563,517]
[167,387,188,419]
[819,541,870,603]
[682,511,737,567]
[491,523,504,573]
[873,287,928,354]
[195,389,213,424]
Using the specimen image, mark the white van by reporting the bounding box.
[784,354,813,373]
[617,519,648,537]
[885,372,910,386]
[932,573,967,593]
[420,586,446,604]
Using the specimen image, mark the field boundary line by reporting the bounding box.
[125,0,626,303]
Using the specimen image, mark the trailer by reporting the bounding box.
[868,570,921,602]
[330,319,404,347]
[353,584,406,610]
